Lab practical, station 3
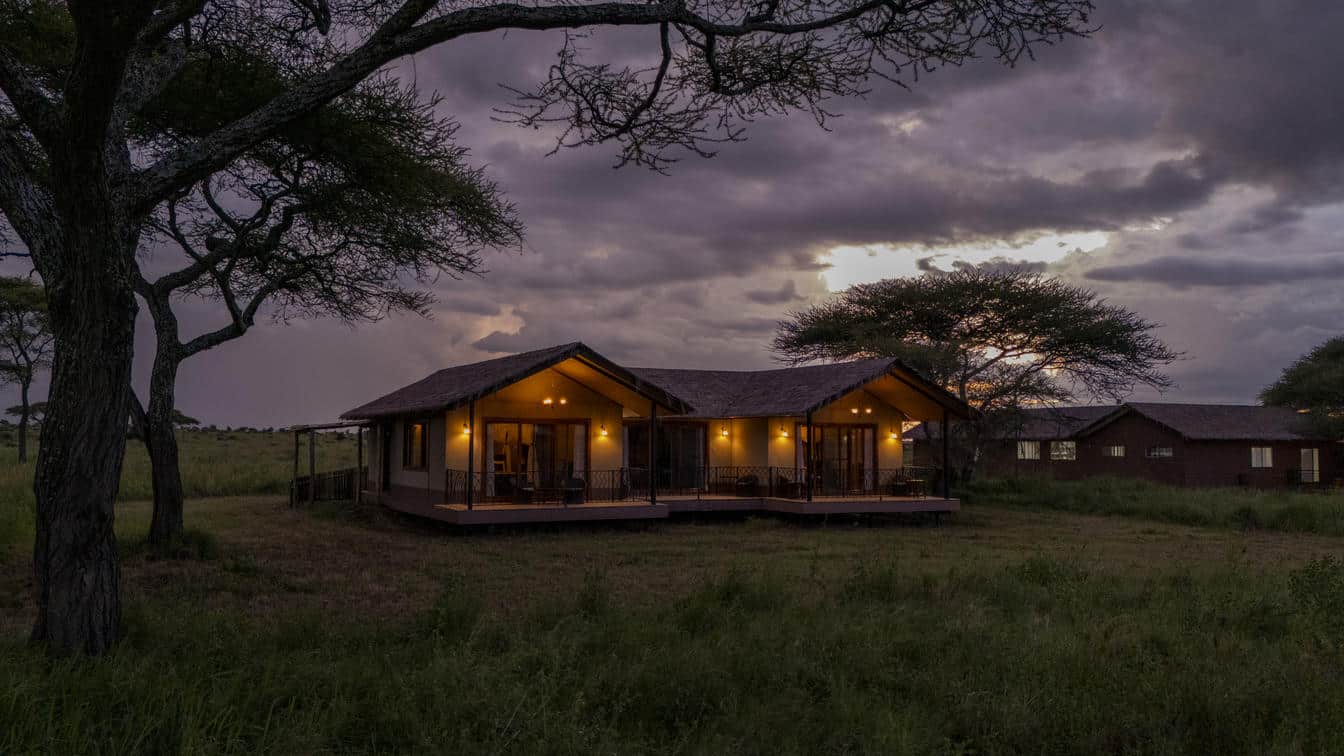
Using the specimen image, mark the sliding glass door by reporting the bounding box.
[484,421,587,498]
[626,423,706,491]
[800,425,875,495]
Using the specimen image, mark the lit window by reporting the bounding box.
[403,421,428,469]
[1102,445,1126,458]
[1050,441,1077,461]
[1301,449,1320,483]
[1146,446,1173,459]
[1251,447,1273,468]
[1017,441,1040,460]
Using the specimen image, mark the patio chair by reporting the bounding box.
[734,474,761,498]
[511,479,535,505]
[561,477,586,506]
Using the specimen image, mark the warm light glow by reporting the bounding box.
[462,424,471,435]
[1298,408,1311,414]
[559,397,568,405]
[889,430,899,440]
[543,397,554,405]
[600,425,608,437]
[720,425,730,437]
[779,426,789,438]
[850,407,859,414]
[864,407,873,414]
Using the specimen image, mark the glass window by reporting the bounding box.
[1050,441,1077,461]
[1017,441,1040,460]
[402,421,427,469]
[1251,447,1273,468]
[1102,445,1126,458]
[485,421,587,497]
[627,423,707,490]
[1301,448,1320,483]
[1146,446,1174,459]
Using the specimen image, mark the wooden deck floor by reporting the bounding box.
[374,486,958,526]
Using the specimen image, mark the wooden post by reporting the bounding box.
[308,429,317,506]
[805,410,813,502]
[941,408,951,500]
[290,429,299,508]
[648,399,657,506]
[466,400,475,510]
[355,425,363,506]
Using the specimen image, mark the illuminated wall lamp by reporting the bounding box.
[720,425,730,438]
[850,408,859,415]
[559,397,568,405]
[462,424,471,435]
[864,407,873,414]
[542,397,554,406]
[600,425,609,437]
[779,426,789,438]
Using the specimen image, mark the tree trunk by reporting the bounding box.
[17,379,29,463]
[30,233,138,655]
[145,345,184,548]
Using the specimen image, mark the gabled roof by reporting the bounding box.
[629,359,970,419]
[906,402,1333,443]
[1082,402,1329,442]
[341,342,690,420]
[905,405,1114,442]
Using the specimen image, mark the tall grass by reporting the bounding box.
[4,555,1344,753]
[966,475,1344,536]
[0,428,357,556]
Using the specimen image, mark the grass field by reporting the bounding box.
[4,437,1344,753]
[0,427,357,558]
[966,475,1344,535]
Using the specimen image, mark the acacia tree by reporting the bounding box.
[1261,337,1344,440]
[130,62,518,549]
[0,1,1092,654]
[773,268,1179,474]
[0,276,53,462]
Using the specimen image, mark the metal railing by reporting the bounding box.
[439,465,945,506]
[444,468,635,507]
[292,466,367,503]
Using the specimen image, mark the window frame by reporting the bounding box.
[1146,446,1174,459]
[1016,440,1041,461]
[1101,445,1126,458]
[1301,448,1321,483]
[1250,446,1273,469]
[402,419,429,470]
[1050,440,1077,461]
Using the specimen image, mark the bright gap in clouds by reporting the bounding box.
[818,231,1111,292]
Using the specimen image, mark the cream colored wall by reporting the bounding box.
[443,367,627,473]
[701,417,773,467]
[807,387,906,469]
[388,415,442,490]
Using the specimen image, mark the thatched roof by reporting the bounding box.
[342,343,969,422]
[341,343,689,420]
[630,359,963,418]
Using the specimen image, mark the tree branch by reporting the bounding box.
[0,48,60,148]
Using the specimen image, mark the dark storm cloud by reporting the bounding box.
[1086,255,1344,288]
[744,280,804,305]
[10,0,1337,427]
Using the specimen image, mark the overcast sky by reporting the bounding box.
[13,0,1344,427]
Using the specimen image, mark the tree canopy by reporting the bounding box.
[773,268,1180,414]
[1261,336,1344,439]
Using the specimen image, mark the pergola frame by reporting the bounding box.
[288,420,373,507]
